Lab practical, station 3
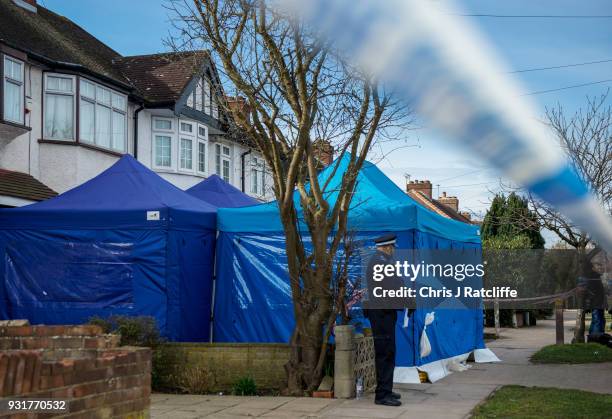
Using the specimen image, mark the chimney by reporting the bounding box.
[226,96,251,123]
[406,179,432,199]
[460,211,472,221]
[313,139,334,166]
[438,191,459,212]
[13,0,37,11]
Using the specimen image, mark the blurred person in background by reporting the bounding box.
[586,249,608,340]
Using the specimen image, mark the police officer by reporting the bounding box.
[364,234,403,406]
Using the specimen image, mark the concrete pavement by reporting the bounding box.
[151,312,612,418]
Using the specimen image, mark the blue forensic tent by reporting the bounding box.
[214,154,498,383]
[187,174,258,208]
[0,155,217,342]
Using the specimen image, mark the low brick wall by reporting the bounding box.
[160,343,290,393]
[0,323,150,418]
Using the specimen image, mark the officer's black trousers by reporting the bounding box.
[367,309,397,401]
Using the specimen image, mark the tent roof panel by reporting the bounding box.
[0,155,216,230]
[187,175,259,208]
[218,154,480,242]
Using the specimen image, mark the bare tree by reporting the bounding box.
[528,92,611,341]
[167,0,411,393]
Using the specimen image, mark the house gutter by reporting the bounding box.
[240,149,252,192]
[133,104,145,159]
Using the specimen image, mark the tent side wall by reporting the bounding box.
[213,229,484,349]
[166,228,216,342]
[213,228,486,383]
[0,228,169,331]
[395,231,485,373]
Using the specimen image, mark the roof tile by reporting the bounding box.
[0,1,127,84]
[0,169,57,202]
[114,51,207,104]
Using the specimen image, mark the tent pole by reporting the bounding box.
[209,230,220,343]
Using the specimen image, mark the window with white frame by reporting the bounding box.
[251,156,265,195]
[180,121,193,134]
[3,56,24,124]
[44,74,75,140]
[179,138,193,170]
[154,135,172,167]
[153,118,172,131]
[152,117,173,168]
[215,143,231,182]
[178,121,195,171]
[197,125,208,174]
[79,79,127,151]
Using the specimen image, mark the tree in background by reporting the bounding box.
[481,193,545,249]
[168,0,411,393]
[481,194,545,328]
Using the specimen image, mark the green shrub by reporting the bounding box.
[232,376,257,396]
[88,316,114,334]
[88,315,164,348]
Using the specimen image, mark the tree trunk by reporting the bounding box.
[573,309,585,343]
[285,312,326,395]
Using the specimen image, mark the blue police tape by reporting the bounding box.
[275,0,612,250]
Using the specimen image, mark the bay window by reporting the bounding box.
[180,121,193,134]
[44,74,75,140]
[180,138,193,170]
[215,143,231,182]
[152,117,173,169]
[3,56,24,124]
[179,121,195,172]
[251,156,265,195]
[154,135,172,167]
[78,78,126,151]
[154,118,172,131]
[197,125,208,174]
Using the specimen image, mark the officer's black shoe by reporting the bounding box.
[390,392,401,400]
[374,397,402,407]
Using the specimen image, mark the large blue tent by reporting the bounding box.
[187,174,258,208]
[214,154,498,382]
[0,155,217,342]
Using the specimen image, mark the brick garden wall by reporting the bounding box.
[0,323,150,418]
[160,343,290,393]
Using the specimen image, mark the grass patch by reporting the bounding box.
[531,343,612,364]
[471,385,612,418]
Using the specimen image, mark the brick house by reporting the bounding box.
[0,0,272,207]
[406,179,474,224]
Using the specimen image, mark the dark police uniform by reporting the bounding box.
[364,234,403,405]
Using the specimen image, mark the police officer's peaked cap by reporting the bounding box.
[374,234,397,247]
